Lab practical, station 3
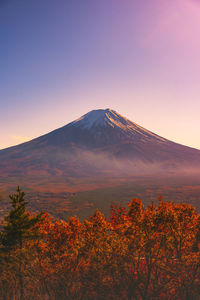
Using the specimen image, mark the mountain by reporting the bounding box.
[1,108,200,220]
[0,108,200,181]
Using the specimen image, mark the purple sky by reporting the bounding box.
[1,0,200,149]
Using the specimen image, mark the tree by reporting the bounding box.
[0,187,42,300]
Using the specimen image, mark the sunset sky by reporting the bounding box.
[1,0,200,150]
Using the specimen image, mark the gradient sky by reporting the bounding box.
[1,0,200,150]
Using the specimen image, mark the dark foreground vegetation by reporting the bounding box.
[0,188,200,299]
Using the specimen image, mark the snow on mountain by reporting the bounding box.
[70,109,111,129]
[68,108,166,143]
[0,108,200,180]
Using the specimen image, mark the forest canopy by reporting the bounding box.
[0,188,200,300]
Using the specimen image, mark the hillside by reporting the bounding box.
[1,109,200,219]
[1,109,200,178]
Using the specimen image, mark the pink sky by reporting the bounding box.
[1,0,200,150]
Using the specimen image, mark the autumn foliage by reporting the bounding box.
[1,190,200,299]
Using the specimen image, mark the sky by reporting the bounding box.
[1,0,200,150]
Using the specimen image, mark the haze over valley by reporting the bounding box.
[1,108,200,220]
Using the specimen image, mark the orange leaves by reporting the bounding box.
[2,196,200,299]
[128,198,143,222]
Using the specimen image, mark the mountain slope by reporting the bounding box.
[0,108,200,180]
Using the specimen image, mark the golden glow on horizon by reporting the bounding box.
[11,135,31,144]
[1,0,200,151]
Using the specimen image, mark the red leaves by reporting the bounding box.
[2,197,200,299]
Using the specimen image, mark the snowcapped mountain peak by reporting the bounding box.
[69,108,130,129]
[67,108,166,143]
